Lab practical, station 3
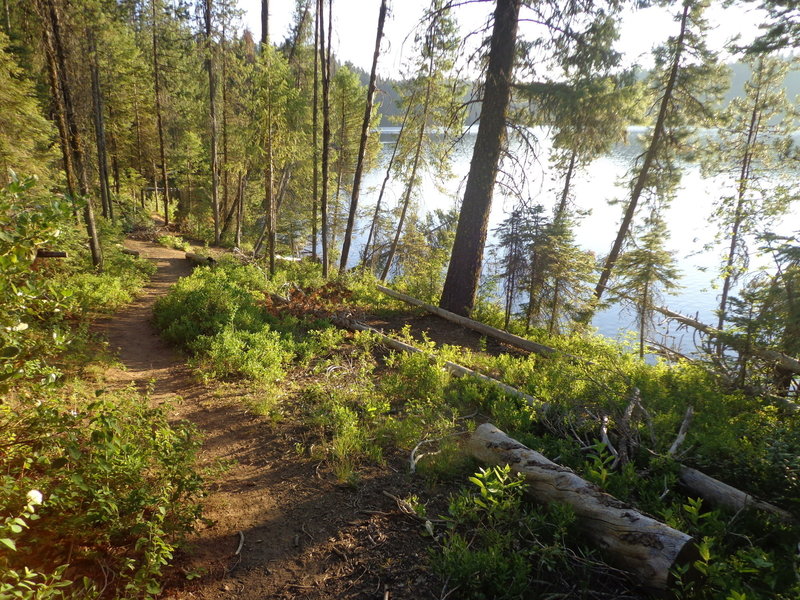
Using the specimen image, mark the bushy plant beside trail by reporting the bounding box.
[1,177,154,389]
[0,387,203,599]
[153,259,347,387]
[1,178,201,598]
[156,234,191,252]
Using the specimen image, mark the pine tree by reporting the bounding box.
[594,0,726,302]
[700,56,795,334]
[609,210,681,359]
[380,0,465,281]
[440,0,520,316]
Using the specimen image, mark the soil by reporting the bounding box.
[96,239,455,600]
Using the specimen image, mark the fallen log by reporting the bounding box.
[376,285,571,358]
[185,251,216,266]
[121,248,140,257]
[653,304,800,375]
[677,466,795,523]
[333,317,543,409]
[35,250,67,258]
[467,423,698,590]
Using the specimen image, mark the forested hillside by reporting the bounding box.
[1,0,799,598]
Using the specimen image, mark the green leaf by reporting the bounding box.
[0,538,16,551]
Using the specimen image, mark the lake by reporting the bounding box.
[354,127,799,351]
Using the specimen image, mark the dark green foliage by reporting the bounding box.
[0,387,203,598]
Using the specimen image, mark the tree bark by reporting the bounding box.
[89,29,112,221]
[152,0,170,226]
[653,303,800,374]
[260,0,268,47]
[338,0,387,271]
[439,0,520,316]
[38,0,102,268]
[594,2,690,302]
[205,0,221,245]
[318,0,332,277]
[468,423,698,590]
[311,0,320,260]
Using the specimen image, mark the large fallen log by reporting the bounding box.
[654,304,800,374]
[185,251,216,266]
[376,285,571,358]
[467,423,698,590]
[333,317,543,409]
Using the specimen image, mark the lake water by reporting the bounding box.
[354,127,799,351]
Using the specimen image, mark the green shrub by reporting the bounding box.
[0,388,203,597]
[156,234,190,252]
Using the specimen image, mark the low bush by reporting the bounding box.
[0,387,203,598]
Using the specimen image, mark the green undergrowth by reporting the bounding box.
[1,179,203,598]
[152,257,800,598]
[156,234,191,252]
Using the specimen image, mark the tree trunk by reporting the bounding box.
[221,13,230,227]
[152,0,170,226]
[362,92,414,268]
[376,284,569,358]
[338,0,387,271]
[717,65,762,335]
[261,0,268,47]
[205,0,220,244]
[468,423,698,590]
[594,2,690,302]
[318,0,332,277]
[653,303,800,374]
[89,29,112,221]
[380,61,435,282]
[439,0,520,316]
[311,1,320,260]
[38,0,102,268]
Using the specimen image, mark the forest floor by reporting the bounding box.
[94,238,463,600]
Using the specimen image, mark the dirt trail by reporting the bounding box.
[97,239,442,600]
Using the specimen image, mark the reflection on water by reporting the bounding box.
[358,127,799,351]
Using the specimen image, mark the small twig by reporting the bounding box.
[234,531,244,556]
[668,406,694,457]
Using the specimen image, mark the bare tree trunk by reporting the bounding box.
[311,1,319,260]
[260,0,268,47]
[717,66,763,336]
[318,0,332,277]
[235,173,245,247]
[439,0,520,316]
[362,92,414,268]
[89,29,112,221]
[594,2,690,302]
[205,0,220,244]
[339,0,387,271]
[38,0,103,268]
[152,0,170,226]
[221,12,230,223]
[380,61,435,282]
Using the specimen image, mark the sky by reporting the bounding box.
[236,0,768,77]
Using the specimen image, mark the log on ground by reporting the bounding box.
[467,423,698,590]
[377,284,567,358]
[678,466,795,523]
[185,251,216,266]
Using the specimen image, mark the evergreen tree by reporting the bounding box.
[700,55,796,335]
[440,0,520,316]
[609,210,681,359]
[595,0,726,302]
[0,31,55,184]
[379,0,465,281]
